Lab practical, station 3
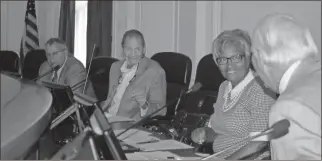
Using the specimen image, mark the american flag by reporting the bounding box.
[20,0,39,71]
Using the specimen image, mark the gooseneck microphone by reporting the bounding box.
[201,119,290,160]
[115,82,203,138]
[82,44,97,93]
[33,65,60,81]
[71,92,127,160]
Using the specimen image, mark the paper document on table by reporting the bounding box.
[126,151,211,160]
[105,112,135,123]
[139,139,193,152]
[126,151,180,160]
[115,129,160,146]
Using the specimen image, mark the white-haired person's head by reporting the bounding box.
[251,13,319,93]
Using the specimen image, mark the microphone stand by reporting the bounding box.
[115,98,178,138]
[115,83,203,138]
[33,65,60,81]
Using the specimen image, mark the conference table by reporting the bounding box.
[52,119,215,160]
[1,73,53,159]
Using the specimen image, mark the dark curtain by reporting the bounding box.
[59,0,75,54]
[86,1,113,67]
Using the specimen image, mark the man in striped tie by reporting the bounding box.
[38,38,96,98]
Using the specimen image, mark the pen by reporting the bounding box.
[136,139,160,144]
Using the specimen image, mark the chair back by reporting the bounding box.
[195,53,225,92]
[177,54,225,116]
[0,50,19,73]
[22,49,47,80]
[151,52,192,117]
[89,56,118,101]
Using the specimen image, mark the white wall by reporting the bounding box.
[112,1,221,84]
[112,1,321,85]
[2,1,320,84]
[0,1,61,54]
[221,1,321,52]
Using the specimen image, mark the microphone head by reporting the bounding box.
[189,82,203,93]
[269,119,290,140]
[271,119,290,131]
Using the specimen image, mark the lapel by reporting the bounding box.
[130,57,149,86]
[57,56,72,84]
[113,57,149,87]
[109,57,150,100]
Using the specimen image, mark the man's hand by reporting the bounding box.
[132,89,148,109]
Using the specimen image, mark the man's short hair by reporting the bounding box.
[45,38,67,48]
[121,29,146,48]
[252,13,319,66]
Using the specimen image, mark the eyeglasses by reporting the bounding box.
[216,54,245,65]
[123,46,142,54]
[46,48,66,56]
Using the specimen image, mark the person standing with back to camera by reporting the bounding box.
[251,13,321,160]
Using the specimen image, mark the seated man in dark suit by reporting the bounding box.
[38,38,96,98]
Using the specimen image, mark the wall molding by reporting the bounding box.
[191,1,222,85]
[111,1,117,58]
[212,1,222,41]
[173,1,180,52]
[1,1,8,50]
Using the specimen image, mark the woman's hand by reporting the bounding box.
[191,127,217,144]
[191,128,207,144]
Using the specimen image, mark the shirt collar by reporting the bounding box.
[225,70,255,98]
[279,60,302,93]
[120,61,138,73]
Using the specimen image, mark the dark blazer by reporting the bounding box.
[269,56,321,160]
[38,55,96,98]
[103,57,167,121]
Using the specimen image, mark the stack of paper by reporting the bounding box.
[115,128,160,146]
[126,151,181,160]
[115,128,193,151]
[138,139,193,152]
[125,151,215,160]
[105,113,135,123]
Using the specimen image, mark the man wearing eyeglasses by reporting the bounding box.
[38,38,96,97]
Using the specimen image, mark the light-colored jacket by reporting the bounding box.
[104,57,167,121]
[270,56,321,160]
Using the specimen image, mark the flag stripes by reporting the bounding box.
[20,0,39,72]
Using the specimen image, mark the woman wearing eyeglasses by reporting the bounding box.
[191,29,276,160]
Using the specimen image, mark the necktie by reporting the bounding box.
[52,71,58,83]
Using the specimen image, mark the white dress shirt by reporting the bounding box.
[278,60,301,93]
[51,58,67,83]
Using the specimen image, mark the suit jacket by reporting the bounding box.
[38,55,96,98]
[269,56,321,160]
[104,57,167,121]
